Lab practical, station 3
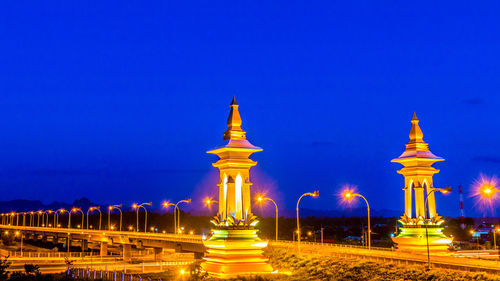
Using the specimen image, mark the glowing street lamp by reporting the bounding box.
[86,206,102,230]
[132,202,152,232]
[28,211,35,227]
[174,199,191,234]
[296,191,319,254]
[15,231,24,255]
[204,198,218,217]
[162,201,175,233]
[162,201,175,209]
[257,195,279,241]
[36,210,43,227]
[108,205,122,231]
[55,209,67,228]
[71,208,84,229]
[343,189,371,250]
[424,186,451,270]
[43,210,53,227]
[204,198,218,207]
[480,184,500,199]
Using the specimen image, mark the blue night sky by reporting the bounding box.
[0,1,499,217]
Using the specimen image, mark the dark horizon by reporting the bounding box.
[1,2,500,217]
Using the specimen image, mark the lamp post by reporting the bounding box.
[296,191,319,254]
[204,198,218,218]
[71,208,84,229]
[36,210,43,227]
[423,186,451,270]
[86,206,102,230]
[343,190,372,250]
[492,227,500,250]
[29,212,35,226]
[43,210,53,227]
[204,198,218,209]
[174,199,191,234]
[108,205,122,231]
[257,196,279,241]
[132,202,152,232]
[493,227,500,250]
[162,201,175,233]
[55,209,66,228]
[15,231,23,256]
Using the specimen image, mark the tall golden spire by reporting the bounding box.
[223,96,246,140]
[203,97,273,277]
[406,112,428,151]
[391,113,452,253]
[392,113,443,221]
[207,97,261,220]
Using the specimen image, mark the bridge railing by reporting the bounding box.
[272,240,395,252]
[7,251,122,258]
[69,261,194,280]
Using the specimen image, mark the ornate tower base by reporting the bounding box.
[392,225,452,253]
[202,229,274,278]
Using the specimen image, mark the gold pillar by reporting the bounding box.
[203,97,273,277]
[392,113,443,221]
[391,113,452,252]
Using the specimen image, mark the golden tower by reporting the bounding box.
[202,97,273,278]
[391,113,452,252]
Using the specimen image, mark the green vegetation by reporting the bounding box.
[260,248,500,281]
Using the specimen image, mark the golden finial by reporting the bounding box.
[223,96,246,140]
[408,112,424,144]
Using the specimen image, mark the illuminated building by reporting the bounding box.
[202,97,273,278]
[391,113,453,252]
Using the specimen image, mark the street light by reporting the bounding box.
[424,186,451,270]
[55,209,67,228]
[36,210,43,227]
[257,195,279,241]
[492,227,500,250]
[343,189,371,250]
[479,184,500,198]
[132,202,152,232]
[15,231,23,256]
[296,191,319,254]
[87,206,102,230]
[29,211,34,227]
[108,205,122,231]
[204,198,218,207]
[175,199,191,234]
[71,208,84,229]
[43,210,53,227]
[162,201,175,233]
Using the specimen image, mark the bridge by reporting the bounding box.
[3,221,500,276]
[0,224,205,261]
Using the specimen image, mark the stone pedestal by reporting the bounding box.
[392,225,453,253]
[202,229,273,278]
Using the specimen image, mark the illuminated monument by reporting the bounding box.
[391,113,453,252]
[202,97,273,277]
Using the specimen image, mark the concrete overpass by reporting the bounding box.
[0,225,205,261]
